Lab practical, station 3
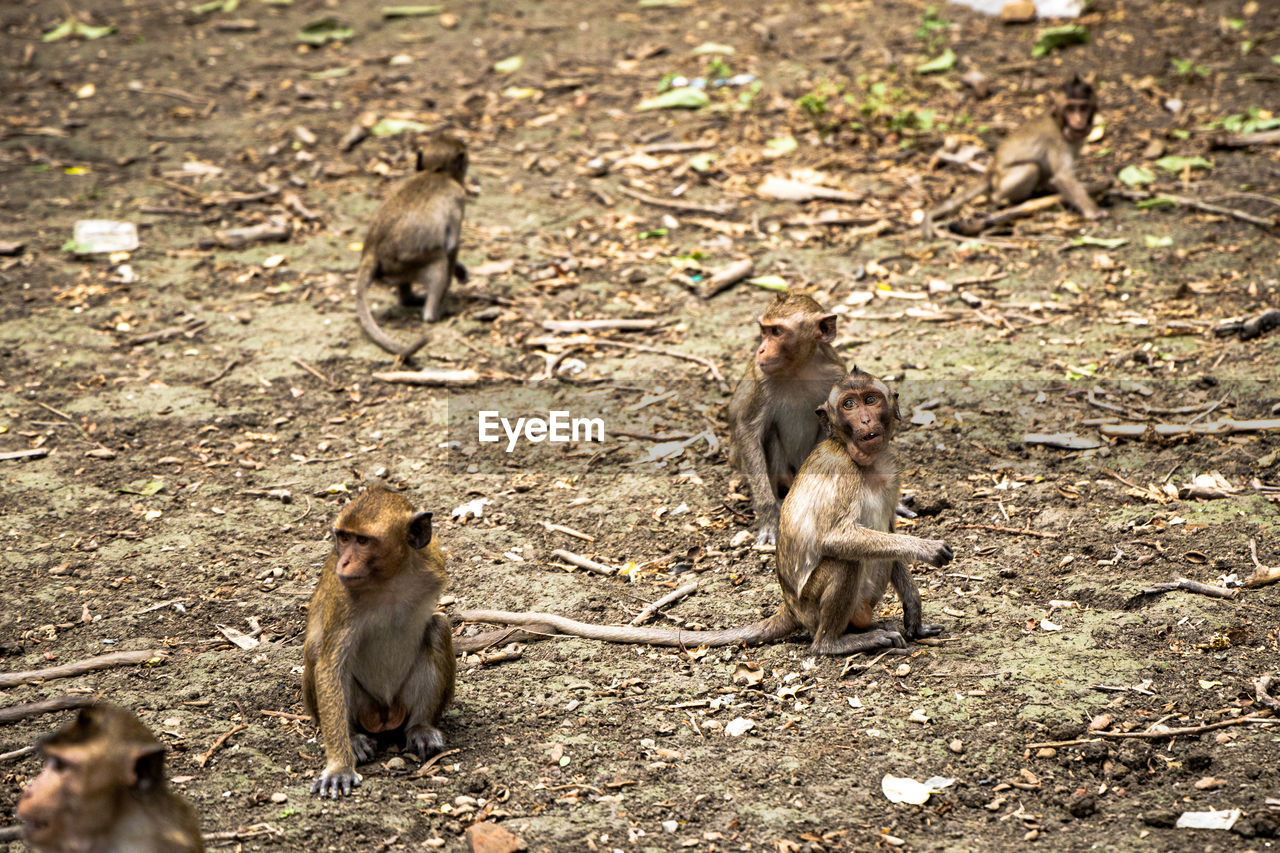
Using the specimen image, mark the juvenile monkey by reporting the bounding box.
[303,486,455,798]
[17,703,204,853]
[728,292,845,547]
[458,369,950,655]
[355,133,469,357]
[922,74,1103,237]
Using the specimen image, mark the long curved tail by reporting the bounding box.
[355,253,429,357]
[455,608,797,648]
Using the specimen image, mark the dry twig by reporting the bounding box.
[0,693,98,725]
[0,649,168,689]
[551,548,615,576]
[629,582,698,626]
[197,723,249,768]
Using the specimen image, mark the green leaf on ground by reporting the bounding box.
[747,276,789,292]
[636,87,709,111]
[1155,155,1212,172]
[371,118,429,136]
[1032,24,1088,57]
[297,18,353,45]
[1118,165,1156,186]
[493,55,523,74]
[44,19,118,41]
[916,49,956,74]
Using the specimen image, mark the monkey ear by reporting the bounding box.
[891,392,902,423]
[815,403,834,439]
[415,150,425,172]
[128,743,166,792]
[407,511,433,550]
[817,313,837,343]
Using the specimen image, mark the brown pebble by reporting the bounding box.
[1000,0,1037,23]
[467,822,525,853]
[1194,776,1226,790]
[439,12,458,28]
[1087,713,1112,732]
[1036,747,1057,759]
[949,738,964,754]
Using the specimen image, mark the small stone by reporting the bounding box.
[999,0,1037,23]
[1066,792,1097,818]
[1087,713,1112,732]
[948,739,964,754]
[439,12,457,28]
[270,791,288,803]
[466,822,525,853]
[1142,809,1178,828]
[1142,139,1165,159]
[895,663,911,677]
[1036,747,1057,759]
[384,756,407,772]
[1194,775,1226,790]
[662,821,678,834]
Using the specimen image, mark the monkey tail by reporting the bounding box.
[355,253,429,358]
[455,609,798,648]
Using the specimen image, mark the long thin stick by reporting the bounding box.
[1095,713,1276,740]
[1111,188,1276,229]
[551,548,615,576]
[0,649,168,689]
[197,723,249,768]
[1137,578,1237,600]
[630,582,698,626]
[699,258,754,299]
[614,184,734,216]
[0,693,98,725]
[0,448,49,462]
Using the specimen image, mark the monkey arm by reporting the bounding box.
[1047,155,1103,219]
[310,644,361,797]
[820,525,946,565]
[729,394,783,543]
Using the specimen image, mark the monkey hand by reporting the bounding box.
[312,765,362,799]
[918,539,954,567]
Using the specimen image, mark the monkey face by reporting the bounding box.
[818,370,899,467]
[333,528,380,587]
[18,743,118,849]
[754,310,835,376]
[1059,99,1095,143]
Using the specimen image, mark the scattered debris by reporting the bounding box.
[881,774,955,805]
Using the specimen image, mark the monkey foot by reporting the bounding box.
[913,622,943,639]
[350,733,377,764]
[814,627,905,656]
[312,767,362,798]
[406,725,444,761]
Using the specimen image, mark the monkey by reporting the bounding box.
[354,133,469,358]
[456,369,951,656]
[727,292,846,547]
[922,74,1103,238]
[302,486,455,798]
[17,703,204,853]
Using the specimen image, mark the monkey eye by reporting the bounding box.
[864,394,878,405]
[841,397,854,409]
[47,755,68,772]
[353,534,370,546]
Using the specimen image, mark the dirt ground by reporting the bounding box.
[2,0,1279,850]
